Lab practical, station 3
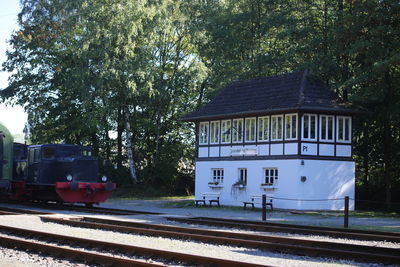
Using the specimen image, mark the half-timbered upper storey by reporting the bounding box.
[182,71,356,160]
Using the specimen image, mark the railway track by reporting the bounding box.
[0,224,269,267]
[50,204,162,216]
[2,204,399,265]
[0,234,162,267]
[167,216,400,243]
[0,202,161,216]
[41,215,400,265]
[0,206,52,215]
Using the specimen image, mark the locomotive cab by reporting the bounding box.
[25,144,115,204]
[27,145,98,184]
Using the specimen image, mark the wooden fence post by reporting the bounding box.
[344,196,349,228]
[262,194,267,221]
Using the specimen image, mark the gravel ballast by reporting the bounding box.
[0,214,398,267]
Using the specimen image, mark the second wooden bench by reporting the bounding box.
[195,192,221,207]
[243,195,273,210]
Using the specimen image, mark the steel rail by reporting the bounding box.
[0,224,270,267]
[0,210,20,215]
[0,235,163,267]
[40,216,400,265]
[167,217,400,243]
[58,205,163,215]
[0,206,52,215]
[194,216,400,237]
[0,201,161,216]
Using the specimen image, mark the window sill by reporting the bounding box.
[208,185,224,188]
[260,185,277,190]
[233,184,246,189]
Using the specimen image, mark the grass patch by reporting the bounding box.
[162,200,196,208]
[109,185,193,200]
[288,210,400,218]
[158,196,194,200]
[350,210,400,218]
[349,224,400,233]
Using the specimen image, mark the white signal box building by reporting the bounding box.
[182,71,356,210]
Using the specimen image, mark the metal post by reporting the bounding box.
[344,196,349,228]
[262,194,267,221]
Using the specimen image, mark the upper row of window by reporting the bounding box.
[199,114,351,145]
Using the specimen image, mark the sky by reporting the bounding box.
[0,0,27,140]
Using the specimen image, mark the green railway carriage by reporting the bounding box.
[0,122,13,189]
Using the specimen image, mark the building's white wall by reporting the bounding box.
[195,159,355,210]
[220,146,231,157]
[209,146,219,157]
[336,145,351,157]
[198,147,208,157]
[270,144,283,155]
[231,145,243,156]
[301,143,317,155]
[284,143,297,155]
[319,144,335,156]
[258,144,269,156]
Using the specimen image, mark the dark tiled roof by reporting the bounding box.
[182,71,354,121]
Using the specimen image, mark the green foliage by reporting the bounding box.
[1,0,399,202]
[2,0,201,192]
[192,0,400,206]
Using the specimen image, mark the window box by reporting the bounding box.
[209,185,224,188]
[233,182,246,189]
[260,183,277,190]
[208,181,223,188]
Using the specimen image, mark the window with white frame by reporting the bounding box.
[238,168,247,185]
[285,114,297,140]
[211,168,224,184]
[263,168,278,185]
[320,115,334,142]
[271,115,283,140]
[337,116,351,142]
[210,121,220,144]
[302,114,317,140]
[221,120,231,143]
[199,122,209,144]
[232,119,243,143]
[258,116,269,141]
[245,117,256,142]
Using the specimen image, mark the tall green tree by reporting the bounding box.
[2,0,204,191]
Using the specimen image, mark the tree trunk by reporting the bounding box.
[337,0,350,102]
[124,105,137,184]
[151,113,162,180]
[103,115,111,168]
[117,106,124,171]
[383,71,393,210]
[362,124,369,200]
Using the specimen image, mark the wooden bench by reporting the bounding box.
[195,192,221,207]
[243,195,273,210]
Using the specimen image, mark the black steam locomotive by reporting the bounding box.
[4,142,115,205]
